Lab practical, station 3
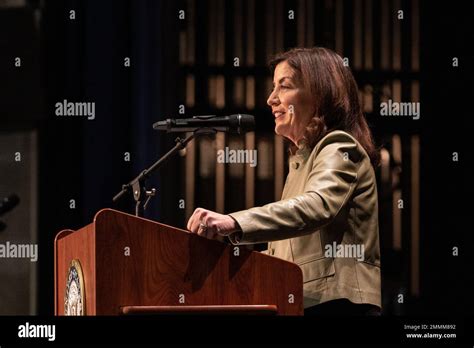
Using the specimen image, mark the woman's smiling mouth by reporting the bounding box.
[274,111,286,119]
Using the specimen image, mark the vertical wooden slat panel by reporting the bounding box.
[363,85,373,113]
[392,134,402,250]
[246,76,255,109]
[228,138,245,180]
[380,148,390,185]
[392,78,402,255]
[353,0,362,69]
[381,0,390,70]
[254,0,267,110]
[216,75,225,109]
[194,0,209,111]
[393,79,401,102]
[234,77,245,107]
[235,0,243,62]
[185,135,196,219]
[184,0,197,219]
[179,31,187,65]
[297,0,306,47]
[411,80,420,103]
[411,0,419,71]
[364,0,373,69]
[335,0,344,55]
[245,132,256,209]
[215,132,226,213]
[246,0,255,65]
[224,0,235,108]
[199,138,215,179]
[217,0,225,65]
[392,0,402,70]
[208,76,216,107]
[324,0,334,49]
[30,130,38,314]
[187,0,195,64]
[211,1,224,213]
[380,147,392,252]
[245,0,255,210]
[410,135,420,296]
[186,75,195,108]
[307,0,314,47]
[275,0,284,52]
[372,0,381,71]
[265,0,275,61]
[208,0,216,65]
[410,78,420,296]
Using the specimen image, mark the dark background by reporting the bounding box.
[0,0,473,317]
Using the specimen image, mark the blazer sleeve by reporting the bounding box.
[227,134,363,245]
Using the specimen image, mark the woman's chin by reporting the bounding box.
[274,123,289,137]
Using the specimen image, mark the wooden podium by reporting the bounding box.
[54,208,303,315]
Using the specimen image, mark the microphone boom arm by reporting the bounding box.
[113,128,217,217]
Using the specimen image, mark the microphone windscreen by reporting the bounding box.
[233,114,255,134]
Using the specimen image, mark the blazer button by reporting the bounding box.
[291,162,300,170]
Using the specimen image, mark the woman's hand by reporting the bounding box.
[187,208,239,239]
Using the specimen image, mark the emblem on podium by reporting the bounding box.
[64,259,85,315]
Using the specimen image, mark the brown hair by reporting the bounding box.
[270,47,380,167]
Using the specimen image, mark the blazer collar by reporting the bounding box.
[291,139,311,163]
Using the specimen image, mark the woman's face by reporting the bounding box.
[267,61,315,146]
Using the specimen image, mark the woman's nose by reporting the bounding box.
[267,90,279,106]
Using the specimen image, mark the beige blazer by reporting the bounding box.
[229,130,381,309]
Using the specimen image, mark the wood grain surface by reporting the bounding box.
[55,208,303,315]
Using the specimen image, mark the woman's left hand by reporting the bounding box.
[187,208,238,239]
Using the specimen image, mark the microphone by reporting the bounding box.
[153,114,255,134]
[0,194,20,217]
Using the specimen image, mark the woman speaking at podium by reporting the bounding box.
[187,47,381,316]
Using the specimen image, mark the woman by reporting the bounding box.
[187,47,381,316]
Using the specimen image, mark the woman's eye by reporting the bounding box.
[272,84,290,90]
